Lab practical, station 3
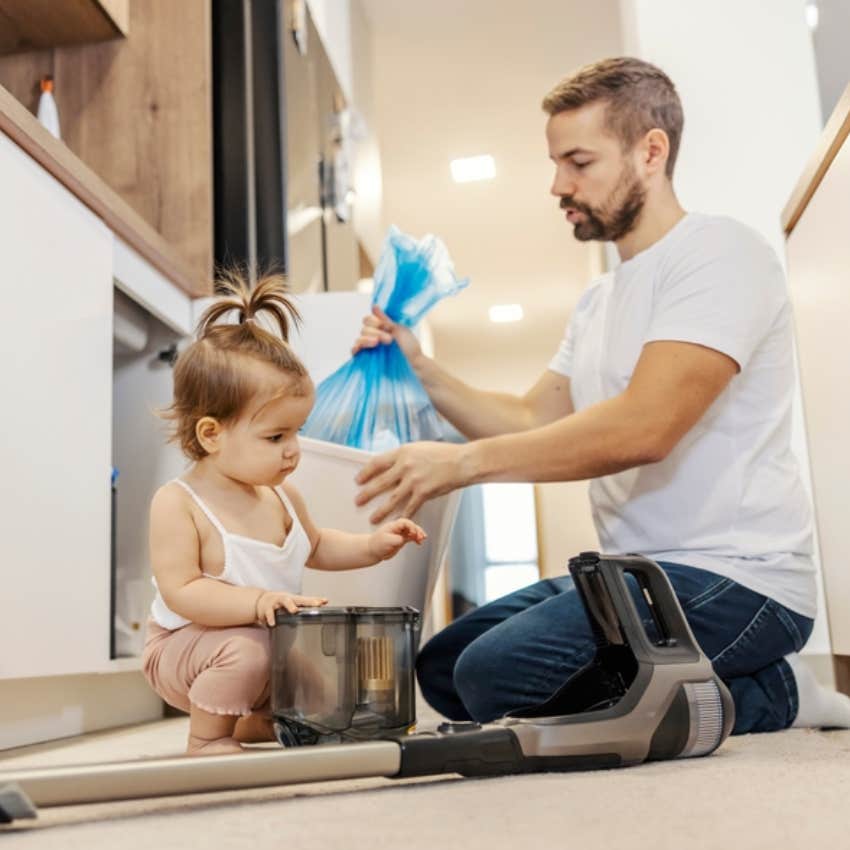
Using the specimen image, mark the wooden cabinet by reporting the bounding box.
[0,0,128,55]
[0,1,212,286]
[0,129,113,678]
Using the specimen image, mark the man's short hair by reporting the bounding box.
[542,57,684,179]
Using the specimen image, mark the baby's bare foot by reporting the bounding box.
[233,712,276,743]
[186,735,244,756]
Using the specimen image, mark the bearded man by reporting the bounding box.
[352,57,850,734]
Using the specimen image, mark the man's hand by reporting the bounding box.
[355,442,467,523]
[368,518,427,561]
[255,591,328,627]
[351,305,422,363]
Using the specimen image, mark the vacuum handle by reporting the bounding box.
[570,552,703,662]
[610,554,703,660]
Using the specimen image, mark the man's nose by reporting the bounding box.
[550,174,576,198]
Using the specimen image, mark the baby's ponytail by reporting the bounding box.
[162,268,311,461]
[197,269,302,342]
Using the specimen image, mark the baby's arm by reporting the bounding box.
[150,485,324,626]
[283,483,427,572]
[150,485,262,625]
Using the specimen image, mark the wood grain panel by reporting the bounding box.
[97,0,130,34]
[0,0,213,288]
[55,0,213,284]
[0,0,126,55]
[0,83,201,295]
[0,46,53,112]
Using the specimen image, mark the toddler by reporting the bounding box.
[142,271,426,756]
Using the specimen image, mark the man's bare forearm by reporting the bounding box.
[412,353,535,438]
[461,393,664,486]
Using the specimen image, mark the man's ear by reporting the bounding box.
[642,127,670,178]
[196,416,222,455]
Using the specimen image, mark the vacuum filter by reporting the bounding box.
[271,606,419,745]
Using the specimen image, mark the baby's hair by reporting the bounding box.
[162,268,310,461]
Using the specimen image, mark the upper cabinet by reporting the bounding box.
[0,0,363,297]
[0,0,129,55]
[0,1,212,291]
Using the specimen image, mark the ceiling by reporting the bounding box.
[358,0,623,374]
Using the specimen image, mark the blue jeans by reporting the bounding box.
[417,562,814,734]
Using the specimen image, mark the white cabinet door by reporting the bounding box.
[0,132,113,678]
[787,133,850,656]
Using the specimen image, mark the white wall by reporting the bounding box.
[809,0,850,121]
[620,0,831,657]
[620,0,821,260]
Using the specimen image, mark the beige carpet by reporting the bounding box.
[1,709,849,850]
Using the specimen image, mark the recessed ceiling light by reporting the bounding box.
[489,304,523,323]
[805,1,819,30]
[450,155,496,183]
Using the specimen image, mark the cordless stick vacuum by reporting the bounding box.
[0,553,734,823]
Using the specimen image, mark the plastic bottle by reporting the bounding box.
[37,77,61,140]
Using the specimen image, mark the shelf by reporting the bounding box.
[0,0,129,56]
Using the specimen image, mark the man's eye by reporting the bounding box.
[573,160,591,169]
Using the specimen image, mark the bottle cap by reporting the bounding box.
[40,77,54,93]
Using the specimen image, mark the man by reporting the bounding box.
[353,57,850,733]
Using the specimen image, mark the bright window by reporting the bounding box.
[481,484,539,601]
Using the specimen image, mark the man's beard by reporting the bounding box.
[560,165,646,242]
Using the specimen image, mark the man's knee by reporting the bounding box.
[415,625,479,720]
[417,628,451,669]
[415,629,455,695]
[452,638,502,722]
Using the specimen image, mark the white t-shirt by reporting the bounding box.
[549,212,816,617]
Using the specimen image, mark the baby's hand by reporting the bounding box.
[368,518,427,563]
[255,591,328,627]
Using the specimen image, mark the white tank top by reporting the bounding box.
[150,478,312,630]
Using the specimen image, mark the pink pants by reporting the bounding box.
[142,619,272,717]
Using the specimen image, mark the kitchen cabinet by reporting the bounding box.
[0,129,113,678]
[0,118,195,744]
[783,83,850,693]
[0,0,128,55]
[0,2,212,286]
[0,121,194,682]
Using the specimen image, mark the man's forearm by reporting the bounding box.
[461,393,664,486]
[412,353,535,438]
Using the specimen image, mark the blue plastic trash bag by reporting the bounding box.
[302,226,469,451]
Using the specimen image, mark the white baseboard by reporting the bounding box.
[0,671,163,751]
